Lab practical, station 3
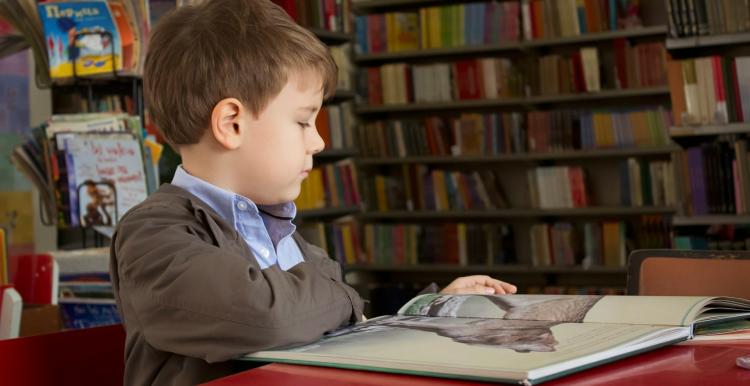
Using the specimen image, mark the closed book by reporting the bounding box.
[687,147,709,215]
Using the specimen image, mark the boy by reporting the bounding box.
[110,0,517,385]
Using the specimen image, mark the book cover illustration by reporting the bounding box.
[37,1,122,79]
[77,180,116,227]
[58,133,146,227]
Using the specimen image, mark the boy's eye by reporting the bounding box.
[298,122,311,129]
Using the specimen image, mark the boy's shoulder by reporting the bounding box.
[117,183,218,228]
[112,184,236,256]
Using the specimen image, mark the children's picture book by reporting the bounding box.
[57,132,147,227]
[243,294,750,385]
[37,1,122,79]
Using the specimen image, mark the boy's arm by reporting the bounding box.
[112,204,363,363]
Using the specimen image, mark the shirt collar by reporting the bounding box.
[170,165,298,220]
[171,165,238,222]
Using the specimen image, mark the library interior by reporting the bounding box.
[1,0,750,385]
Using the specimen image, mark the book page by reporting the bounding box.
[245,315,687,382]
[399,294,718,326]
[582,296,713,326]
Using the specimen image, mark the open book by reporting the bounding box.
[243,294,750,385]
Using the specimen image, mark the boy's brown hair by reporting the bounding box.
[144,0,338,147]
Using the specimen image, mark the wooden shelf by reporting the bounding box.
[357,147,679,165]
[669,123,750,137]
[360,207,676,220]
[356,26,667,63]
[344,264,627,274]
[523,26,668,48]
[352,0,450,12]
[672,215,750,226]
[316,148,359,159]
[332,89,357,100]
[666,32,750,50]
[296,206,361,219]
[526,87,670,104]
[355,87,670,114]
[309,28,353,44]
[356,42,522,62]
[356,97,526,113]
[51,73,143,86]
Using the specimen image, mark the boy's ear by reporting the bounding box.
[210,98,247,150]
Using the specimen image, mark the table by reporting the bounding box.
[203,341,750,386]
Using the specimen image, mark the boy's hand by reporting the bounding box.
[440,275,517,295]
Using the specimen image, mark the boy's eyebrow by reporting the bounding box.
[297,106,320,113]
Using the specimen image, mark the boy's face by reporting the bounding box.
[235,73,325,205]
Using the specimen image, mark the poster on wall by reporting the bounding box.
[0,49,34,255]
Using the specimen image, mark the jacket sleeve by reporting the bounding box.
[113,203,364,363]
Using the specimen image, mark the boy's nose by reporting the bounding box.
[308,126,325,154]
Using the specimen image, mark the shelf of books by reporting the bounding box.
[673,215,750,226]
[296,206,362,220]
[666,0,750,50]
[317,148,360,159]
[356,26,668,62]
[358,147,679,165]
[667,32,750,50]
[669,123,750,137]
[272,0,355,39]
[343,0,674,302]
[309,28,354,44]
[360,207,676,220]
[356,88,671,114]
[663,0,750,256]
[267,0,368,236]
[332,88,357,101]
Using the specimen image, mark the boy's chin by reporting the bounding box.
[272,187,302,205]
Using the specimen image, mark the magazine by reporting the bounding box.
[243,294,750,385]
[37,1,122,79]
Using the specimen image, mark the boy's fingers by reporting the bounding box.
[492,280,517,294]
[453,285,496,295]
[475,276,517,294]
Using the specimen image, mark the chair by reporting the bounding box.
[626,249,750,299]
[0,324,125,386]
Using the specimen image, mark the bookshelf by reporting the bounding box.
[270,1,366,265]
[345,0,674,305]
[358,146,679,165]
[296,206,362,220]
[310,28,355,44]
[356,87,670,114]
[669,124,750,137]
[666,32,750,50]
[356,25,668,63]
[331,89,357,101]
[673,215,750,226]
[360,207,676,220]
[664,0,750,253]
[317,148,360,159]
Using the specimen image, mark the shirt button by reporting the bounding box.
[237,201,248,211]
[259,248,270,258]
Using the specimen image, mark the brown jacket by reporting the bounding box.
[110,184,364,386]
